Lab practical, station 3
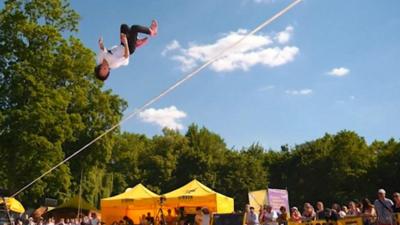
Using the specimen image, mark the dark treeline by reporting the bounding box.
[0,0,399,211]
[100,128,400,210]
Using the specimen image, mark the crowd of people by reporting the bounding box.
[111,207,210,225]
[3,189,400,225]
[246,189,400,225]
[10,213,100,225]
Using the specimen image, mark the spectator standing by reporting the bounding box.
[302,203,316,222]
[262,205,277,225]
[374,189,394,225]
[194,207,203,225]
[165,209,176,225]
[324,208,339,221]
[347,201,361,216]
[247,207,260,225]
[81,217,90,225]
[245,204,251,225]
[48,218,55,225]
[145,213,155,225]
[28,217,36,225]
[316,202,325,220]
[201,208,211,225]
[289,207,302,224]
[277,206,289,225]
[123,216,134,225]
[361,198,377,225]
[58,219,66,225]
[139,215,148,225]
[393,192,400,213]
[90,214,99,225]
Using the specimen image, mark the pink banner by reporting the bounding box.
[267,188,289,212]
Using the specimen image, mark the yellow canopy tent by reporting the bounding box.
[101,184,160,225]
[0,197,25,214]
[163,179,234,214]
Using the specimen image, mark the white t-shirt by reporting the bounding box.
[97,45,129,69]
[202,215,210,225]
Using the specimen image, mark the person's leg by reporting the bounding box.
[126,25,151,54]
[130,25,151,35]
[120,24,130,35]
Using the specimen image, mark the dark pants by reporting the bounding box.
[120,24,151,55]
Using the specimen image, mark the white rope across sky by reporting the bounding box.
[11,0,302,197]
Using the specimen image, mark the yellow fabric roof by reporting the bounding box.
[102,183,159,201]
[0,197,25,213]
[163,179,234,213]
[163,179,220,198]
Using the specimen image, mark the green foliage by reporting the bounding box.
[0,0,125,207]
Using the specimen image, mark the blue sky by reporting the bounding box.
[64,0,400,149]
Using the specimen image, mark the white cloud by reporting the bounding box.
[163,26,299,73]
[258,85,275,92]
[328,67,350,77]
[285,89,313,96]
[161,40,181,56]
[138,106,187,130]
[275,26,293,44]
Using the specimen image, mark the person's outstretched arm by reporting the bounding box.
[98,37,105,51]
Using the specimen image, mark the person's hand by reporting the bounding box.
[120,33,128,46]
[98,37,104,50]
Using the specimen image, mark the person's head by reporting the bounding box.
[290,207,299,216]
[250,207,255,214]
[196,207,202,212]
[393,192,400,204]
[348,201,356,210]
[265,205,272,213]
[316,202,324,211]
[147,212,151,217]
[167,209,172,215]
[280,206,287,213]
[303,202,313,213]
[341,205,348,213]
[202,207,210,215]
[94,62,110,81]
[361,198,373,210]
[378,189,386,200]
[122,216,128,221]
[83,216,90,223]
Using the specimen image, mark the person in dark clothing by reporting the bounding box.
[122,216,133,225]
[146,212,155,225]
[94,20,158,81]
[393,192,400,212]
[324,208,339,222]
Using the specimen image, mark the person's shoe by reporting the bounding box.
[135,37,149,48]
[149,19,158,36]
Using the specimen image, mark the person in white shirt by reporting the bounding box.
[95,20,158,81]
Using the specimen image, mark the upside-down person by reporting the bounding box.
[94,20,158,81]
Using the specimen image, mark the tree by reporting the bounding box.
[373,139,400,194]
[0,0,126,206]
